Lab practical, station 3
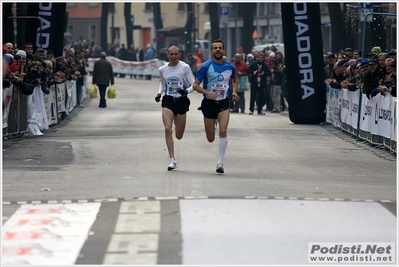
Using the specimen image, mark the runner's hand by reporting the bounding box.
[232,93,240,102]
[155,93,162,102]
[178,89,188,96]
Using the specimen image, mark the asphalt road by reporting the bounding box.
[2,75,397,266]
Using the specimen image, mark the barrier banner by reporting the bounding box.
[24,3,67,57]
[341,88,351,126]
[27,86,49,136]
[3,85,13,129]
[65,80,77,113]
[326,88,396,151]
[360,96,372,136]
[391,98,397,142]
[372,93,393,139]
[281,3,326,124]
[325,86,342,128]
[350,89,360,132]
[57,83,66,115]
[44,85,58,126]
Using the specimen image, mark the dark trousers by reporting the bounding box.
[281,85,288,110]
[250,85,265,113]
[76,82,82,105]
[98,84,107,107]
[233,91,245,112]
[264,84,273,111]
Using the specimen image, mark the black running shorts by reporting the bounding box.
[161,95,190,115]
[200,98,230,119]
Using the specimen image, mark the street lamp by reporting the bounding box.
[110,4,115,45]
[12,3,17,47]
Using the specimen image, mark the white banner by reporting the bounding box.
[65,80,76,113]
[373,93,393,138]
[57,83,66,114]
[360,95,372,135]
[326,89,396,152]
[340,89,351,126]
[391,98,397,142]
[87,56,166,77]
[27,86,49,136]
[349,89,360,134]
[325,86,342,128]
[43,85,58,126]
[3,85,14,129]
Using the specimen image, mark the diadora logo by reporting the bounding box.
[37,3,53,50]
[293,3,315,100]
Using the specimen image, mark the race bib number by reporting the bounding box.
[167,81,183,94]
[211,83,228,100]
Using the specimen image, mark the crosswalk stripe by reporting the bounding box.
[102,201,161,265]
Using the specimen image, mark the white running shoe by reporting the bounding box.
[168,158,178,171]
[216,163,224,173]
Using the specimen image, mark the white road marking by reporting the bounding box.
[102,201,161,265]
[1,203,101,265]
[179,199,396,265]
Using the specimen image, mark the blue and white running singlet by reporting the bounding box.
[196,60,236,101]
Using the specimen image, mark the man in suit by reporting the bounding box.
[246,52,271,115]
[92,52,114,108]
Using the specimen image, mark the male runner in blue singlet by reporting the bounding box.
[193,39,239,173]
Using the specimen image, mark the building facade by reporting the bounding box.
[65,3,396,59]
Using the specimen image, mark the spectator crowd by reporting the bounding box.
[217,44,396,117]
[2,37,396,134]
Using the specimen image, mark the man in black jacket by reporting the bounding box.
[363,57,383,99]
[92,52,114,108]
[246,52,271,115]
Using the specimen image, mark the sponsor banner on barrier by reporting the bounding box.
[372,93,393,139]
[341,88,351,126]
[65,80,77,113]
[325,85,342,128]
[2,203,101,265]
[27,86,49,136]
[43,85,58,126]
[3,84,13,129]
[4,77,89,136]
[350,89,360,132]
[360,95,372,134]
[326,88,396,151]
[57,83,66,114]
[391,99,397,142]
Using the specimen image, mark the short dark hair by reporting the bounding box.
[167,45,180,54]
[212,39,224,50]
[23,43,33,49]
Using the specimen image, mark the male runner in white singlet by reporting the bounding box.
[155,46,195,170]
[193,39,239,173]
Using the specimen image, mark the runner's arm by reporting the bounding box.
[193,78,217,100]
[158,68,165,95]
[184,64,195,93]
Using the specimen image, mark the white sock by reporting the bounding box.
[218,138,228,164]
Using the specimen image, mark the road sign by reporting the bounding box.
[220,6,229,24]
